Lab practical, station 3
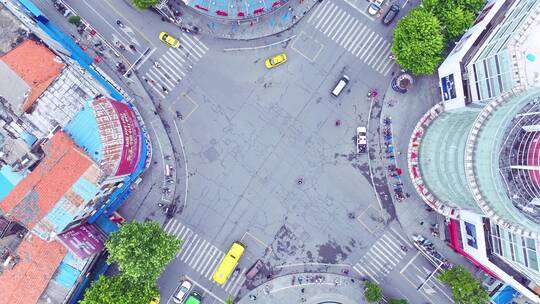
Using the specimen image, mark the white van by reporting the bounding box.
[331,75,350,97]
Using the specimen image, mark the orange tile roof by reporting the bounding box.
[0,235,67,304]
[0,131,93,229]
[0,40,64,112]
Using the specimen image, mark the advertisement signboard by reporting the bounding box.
[109,101,142,176]
[58,223,108,259]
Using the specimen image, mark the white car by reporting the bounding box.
[368,0,384,15]
[173,280,193,303]
[357,126,367,153]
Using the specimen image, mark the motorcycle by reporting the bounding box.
[116,20,125,28]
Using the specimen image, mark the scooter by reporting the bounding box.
[116,20,125,28]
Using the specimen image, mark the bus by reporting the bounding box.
[212,241,245,285]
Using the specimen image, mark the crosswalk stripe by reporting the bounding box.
[315,3,337,30]
[336,19,358,45]
[149,68,176,88]
[360,35,382,60]
[188,241,210,268]
[170,221,183,237]
[356,32,377,57]
[353,30,374,56]
[164,219,175,232]
[181,33,207,57]
[390,227,410,245]
[188,240,210,267]
[165,220,177,233]
[179,226,191,240]
[384,232,405,249]
[159,56,187,78]
[330,14,351,41]
[370,245,398,266]
[365,251,386,269]
[147,68,174,89]
[323,10,346,35]
[205,253,224,279]
[190,34,209,51]
[376,238,404,261]
[167,49,187,63]
[147,69,172,89]
[307,1,328,23]
[147,80,167,98]
[356,264,379,283]
[371,42,392,68]
[195,247,218,273]
[345,25,366,52]
[175,225,188,240]
[365,259,385,275]
[180,41,204,60]
[381,59,394,76]
[352,265,364,276]
[177,230,193,257]
[225,268,246,294]
[312,1,334,27]
[181,237,201,261]
[381,233,403,251]
[363,36,384,62]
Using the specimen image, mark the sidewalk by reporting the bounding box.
[30,0,180,224]
[237,273,366,304]
[377,75,482,274]
[155,0,320,40]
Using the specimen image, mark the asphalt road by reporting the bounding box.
[36,0,455,303]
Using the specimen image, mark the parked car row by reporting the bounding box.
[367,0,400,25]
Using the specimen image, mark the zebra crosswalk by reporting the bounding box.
[352,227,410,283]
[143,34,208,98]
[163,219,246,297]
[307,1,394,76]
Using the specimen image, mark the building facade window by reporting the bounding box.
[491,224,539,272]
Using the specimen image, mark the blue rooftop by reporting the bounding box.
[64,101,103,163]
[0,166,25,201]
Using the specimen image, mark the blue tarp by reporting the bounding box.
[0,166,24,200]
[64,102,103,162]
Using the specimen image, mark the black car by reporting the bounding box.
[382,4,400,25]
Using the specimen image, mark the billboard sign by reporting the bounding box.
[465,221,478,249]
[441,74,457,101]
[109,100,142,176]
[58,223,108,259]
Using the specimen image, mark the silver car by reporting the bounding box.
[173,280,193,303]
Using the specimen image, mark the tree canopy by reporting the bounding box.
[80,275,158,304]
[388,299,408,304]
[132,0,160,10]
[438,265,490,304]
[392,8,445,75]
[364,280,383,302]
[106,221,181,283]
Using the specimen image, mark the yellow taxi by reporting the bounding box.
[159,32,180,48]
[212,241,245,285]
[265,53,287,69]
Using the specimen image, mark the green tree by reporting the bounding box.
[132,0,160,10]
[439,6,475,40]
[364,280,383,302]
[392,8,445,75]
[388,299,408,304]
[226,296,234,304]
[67,15,81,25]
[457,0,486,15]
[80,274,158,304]
[106,221,181,283]
[438,265,489,304]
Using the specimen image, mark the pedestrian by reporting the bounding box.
[301,288,305,293]
[420,221,424,226]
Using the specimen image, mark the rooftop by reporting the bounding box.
[0,234,67,304]
[0,131,99,237]
[0,40,64,113]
